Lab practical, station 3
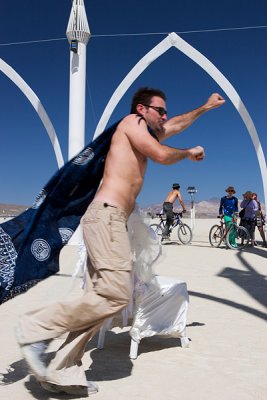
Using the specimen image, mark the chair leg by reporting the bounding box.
[97,326,106,349]
[180,336,190,348]
[97,318,113,349]
[129,338,139,359]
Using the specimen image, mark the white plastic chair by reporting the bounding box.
[91,206,189,358]
[97,275,190,359]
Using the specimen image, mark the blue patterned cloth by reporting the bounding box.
[0,120,121,304]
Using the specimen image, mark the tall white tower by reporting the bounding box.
[66,0,90,160]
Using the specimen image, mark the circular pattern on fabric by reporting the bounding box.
[31,239,51,261]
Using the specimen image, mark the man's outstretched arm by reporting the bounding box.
[124,116,205,165]
[159,93,225,141]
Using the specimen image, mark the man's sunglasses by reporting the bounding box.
[143,104,167,116]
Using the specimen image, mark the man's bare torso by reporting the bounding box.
[164,190,180,204]
[94,117,147,217]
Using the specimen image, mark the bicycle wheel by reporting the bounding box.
[209,225,223,247]
[177,223,192,244]
[149,223,163,237]
[226,224,250,250]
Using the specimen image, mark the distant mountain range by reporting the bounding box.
[0,203,28,217]
[0,198,265,219]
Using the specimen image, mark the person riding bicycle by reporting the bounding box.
[162,183,186,241]
[219,186,238,247]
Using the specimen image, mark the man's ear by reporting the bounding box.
[136,103,145,115]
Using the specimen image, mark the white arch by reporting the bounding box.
[93,32,267,218]
[93,35,173,138]
[0,58,64,168]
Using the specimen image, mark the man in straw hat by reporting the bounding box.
[219,186,238,247]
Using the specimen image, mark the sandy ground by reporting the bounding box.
[0,218,266,400]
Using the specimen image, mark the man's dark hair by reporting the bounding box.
[130,87,166,113]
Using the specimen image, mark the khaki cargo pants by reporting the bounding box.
[18,202,132,387]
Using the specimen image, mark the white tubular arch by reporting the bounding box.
[93,35,173,138]
[168,33,267,214]
[93,32,267,216]
[0,58,64,168]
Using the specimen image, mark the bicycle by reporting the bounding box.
[209,213,250,250]
[150,211,192,244]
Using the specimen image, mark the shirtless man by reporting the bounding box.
[17,87,225,396]
[162,183,186,240]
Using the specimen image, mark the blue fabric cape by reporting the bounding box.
[0,120,121,304]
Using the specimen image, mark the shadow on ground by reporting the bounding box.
[217,247,267,309]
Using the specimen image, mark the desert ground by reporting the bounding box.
[0,218,266,400]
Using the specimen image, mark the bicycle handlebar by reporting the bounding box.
[174,212,183,218]
[151,211,183,218]
[217,212,239,220]
[151,211,184,218]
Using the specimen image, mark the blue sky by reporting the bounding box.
[0,0,266,207]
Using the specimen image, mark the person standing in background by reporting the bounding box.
[219,186,238,248]
[252,192,266,247]
[240,191,258,246]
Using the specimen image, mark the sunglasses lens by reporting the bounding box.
[159,108,166,116]
[144,104,167,116]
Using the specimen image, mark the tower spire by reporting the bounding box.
[66,0,90,160]
[66,0,90,45]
